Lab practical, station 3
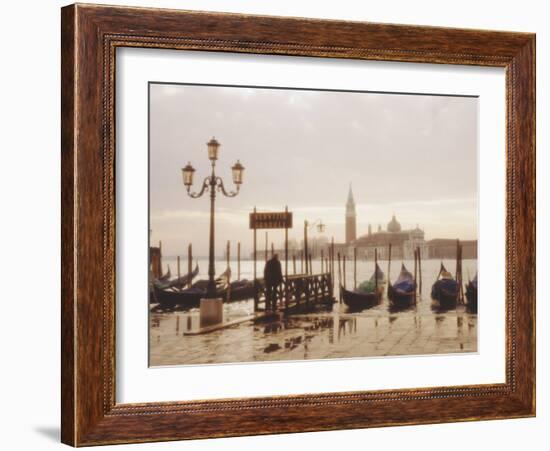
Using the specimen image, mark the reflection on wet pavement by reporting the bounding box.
[150,296,477,366]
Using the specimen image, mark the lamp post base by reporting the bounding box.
[199,298,224,328]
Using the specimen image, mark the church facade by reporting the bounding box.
[344,186,427,260]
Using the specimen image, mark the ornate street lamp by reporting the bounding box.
[181,137,244,297]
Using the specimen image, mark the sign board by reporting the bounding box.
[249,211,293,229]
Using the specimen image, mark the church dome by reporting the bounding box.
[387,214,401,233]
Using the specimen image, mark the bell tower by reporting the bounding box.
[345,184,357,244]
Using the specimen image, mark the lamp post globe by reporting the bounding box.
[181,162,195,187]
[207,137,220,162]
[231,160,245,185]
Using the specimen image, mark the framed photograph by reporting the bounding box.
[61,4,535,446]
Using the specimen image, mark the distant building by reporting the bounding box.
[350,214,427,260]
[426,239,478,259]
[338,185,477,260]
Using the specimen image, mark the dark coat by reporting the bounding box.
[264,257,283,287]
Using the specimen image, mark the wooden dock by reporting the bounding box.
[179,272,334,335]
[253,272,335,314]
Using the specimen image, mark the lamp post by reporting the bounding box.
[303,219,326,274]
[182,137,244,298]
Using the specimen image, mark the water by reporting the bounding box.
[149,258,477,366]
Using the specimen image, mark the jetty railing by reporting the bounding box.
[254,272,334,313]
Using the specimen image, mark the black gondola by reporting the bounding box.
[387,263,416,307]
[341,264,385,311]
[187,270,255,302]
[155,264,199,290]
[150,264,199,303]
[152,284,204,309]
[465,274,478,313]
[431,263,459,309]
[223,279,256,302]
[153,269,254,310]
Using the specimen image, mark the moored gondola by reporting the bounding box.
[150,264,199,303]
[341,264,385,311]
[465,274,478,313]
[153,269,258,308]
[153,268,231,310]
[387,263,416,308]
[223,279,256,302]
[431,263,459,309]
[152,284,204,309]
[155,264,199,290]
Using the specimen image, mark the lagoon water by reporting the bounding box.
[149,258,477,366]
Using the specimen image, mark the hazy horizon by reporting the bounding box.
[149,83,478,257]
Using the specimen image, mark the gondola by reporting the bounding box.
[152,268,231,310]
[387,263,416,308]
[431,263,459,309]
[223,279,256,302]
[341,264,385,310]
[149,264,199,303]
[465,274,478,313]
[192,275,256,303]
[155,264,199,290]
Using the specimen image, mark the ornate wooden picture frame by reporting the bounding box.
[61,3,535,446]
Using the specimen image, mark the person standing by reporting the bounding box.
[264,253,283,311]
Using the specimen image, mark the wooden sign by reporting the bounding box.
[249,211,293,229]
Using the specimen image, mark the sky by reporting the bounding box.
[149,83,478,257]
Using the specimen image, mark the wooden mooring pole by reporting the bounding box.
[159,240,163,276]
[374,248,378,293]
[237,241,241,281]
[414,248,418,303]
[252,207,258,312]
[284,206,289,278]
[353,247,357,290]
[343,254,347,290]
[265,232,268,262]
[253,207,257,282]
[337,252,342,303]
[303,220,309,275]
[226,240,230,269]
[455,240,460,282]
[226,240,231,301]
[417,246,422,293]
[457,241,464,304]
[177,255,181,280]
[187,244,192,288]
[387,244,392,286]
[331,237,335,287]
[462,247,465,302]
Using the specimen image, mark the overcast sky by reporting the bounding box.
[149,83,478,257]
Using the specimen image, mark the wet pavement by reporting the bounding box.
[149,301,477,366]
